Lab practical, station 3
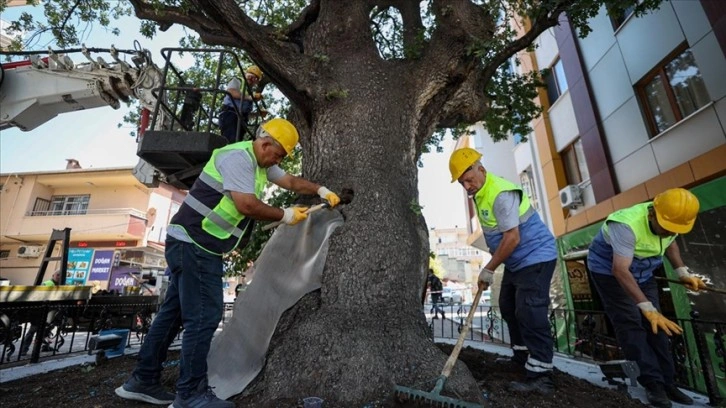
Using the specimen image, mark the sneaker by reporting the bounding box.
[645,383,672,408]
[508,375,554,395]
[664,384,693,405]
[170,385,234,408]
[115,376,176,405]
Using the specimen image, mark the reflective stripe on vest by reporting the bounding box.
[473,173,533,233]
[195,141,267,241]
[603,202,675,258]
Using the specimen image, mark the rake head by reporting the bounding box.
[394,383,483,408]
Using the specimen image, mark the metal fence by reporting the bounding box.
[2,300,723,405]
[425,302,725,406]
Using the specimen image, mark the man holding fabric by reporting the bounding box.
[449,147,558,394]
[117,118,341,408]
[587,188,703,408]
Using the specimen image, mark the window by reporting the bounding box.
[519,167,541,212]
[638,48,711,136]
[46,195,90,216]
[609,5,636,30]
[32,198,51,215]
[544,58,568,105]
[561,139,589,185]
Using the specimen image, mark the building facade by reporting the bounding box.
[458,1,725,398]
[0,166,186,290]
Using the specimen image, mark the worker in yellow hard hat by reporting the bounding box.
[586,187,703,407]
[219,65,265,144]
[449,147,558,394]
[116,117,341,407]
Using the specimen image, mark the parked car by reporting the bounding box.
[442,287,463,305]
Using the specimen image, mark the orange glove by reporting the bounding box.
[281,206,309,225]
[675,266,707,291]
[317,187,340,207]
[637,302,682,336]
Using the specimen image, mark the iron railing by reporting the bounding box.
[1,301,723,405]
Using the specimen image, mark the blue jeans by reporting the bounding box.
[588,272,675,387]
[499,259,556,376]
[133,236,224,398]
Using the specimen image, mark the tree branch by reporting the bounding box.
[128,0,238,47]
[284,0,321,53]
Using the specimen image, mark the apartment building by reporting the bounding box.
[459,0,725,397]
[0,166,186,289]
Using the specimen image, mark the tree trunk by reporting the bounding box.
[243,69,482,405]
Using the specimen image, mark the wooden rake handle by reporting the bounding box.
[440,286,485,378]
[261,203,330,231]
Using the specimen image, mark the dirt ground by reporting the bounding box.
[0,344,645,407]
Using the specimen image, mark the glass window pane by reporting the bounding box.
[574,139,589,181]
[644,74,677,133]
[554,59,568,94]
[562,147,582,185]
[544,69,560,104]
[665,50,711,118]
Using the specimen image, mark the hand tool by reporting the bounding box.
[655,276,726,295]
[394,286,485,408]
[261,188,354,231]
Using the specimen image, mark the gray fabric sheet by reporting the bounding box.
[207,210,344,399]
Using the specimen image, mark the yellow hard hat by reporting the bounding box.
[652,188,699,234]
[246,65,263,80]
[261,118,299,156]
[449,148,482,182]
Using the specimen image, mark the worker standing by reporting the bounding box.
[219,65,264,144]
[116,118,341,407]
[587,188,703,408]
[449,148,557,394]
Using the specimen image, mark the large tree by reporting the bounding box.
[3,0,662,404]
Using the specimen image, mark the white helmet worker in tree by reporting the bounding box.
[587,188,703,408]
[116,117,341,408]
[449,147,558,394]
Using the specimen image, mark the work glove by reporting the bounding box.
[478,268,494,291]
[317,186,340,207]
[280,206,309,225]
[637,301,683,336]
[253,92,263,101]
[675,266,707,291]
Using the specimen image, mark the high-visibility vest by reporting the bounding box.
[169,141,267,255]
[588,202,676,283]
[472,173,556,271]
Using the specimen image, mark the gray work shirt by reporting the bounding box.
[603,221,636,259]
[492,191,521,232]
[167,149,286,242]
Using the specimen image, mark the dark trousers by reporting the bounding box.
[133,237,224,398]
[499,259,556,377]
[589,272,675,387]
[430,294,444,318]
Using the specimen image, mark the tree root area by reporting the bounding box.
[0,345,645,407]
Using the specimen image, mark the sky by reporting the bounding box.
[0,5,467,230]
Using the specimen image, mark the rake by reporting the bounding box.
[394,286,485,408]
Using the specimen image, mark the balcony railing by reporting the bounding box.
[27,208,147,219]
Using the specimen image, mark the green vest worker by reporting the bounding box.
[587,188,704,408]
[116,118,341,408]
[449,147,557,395]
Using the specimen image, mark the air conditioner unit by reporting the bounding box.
[560,185,583,208]
[17,245,43,258]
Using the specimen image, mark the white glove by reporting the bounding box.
[280,206,309,225]
[317,186,340,207]
[478,268,494,290]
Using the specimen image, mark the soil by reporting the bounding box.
[0,344,645,408]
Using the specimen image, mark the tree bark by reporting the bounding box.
[243,70,483,404]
